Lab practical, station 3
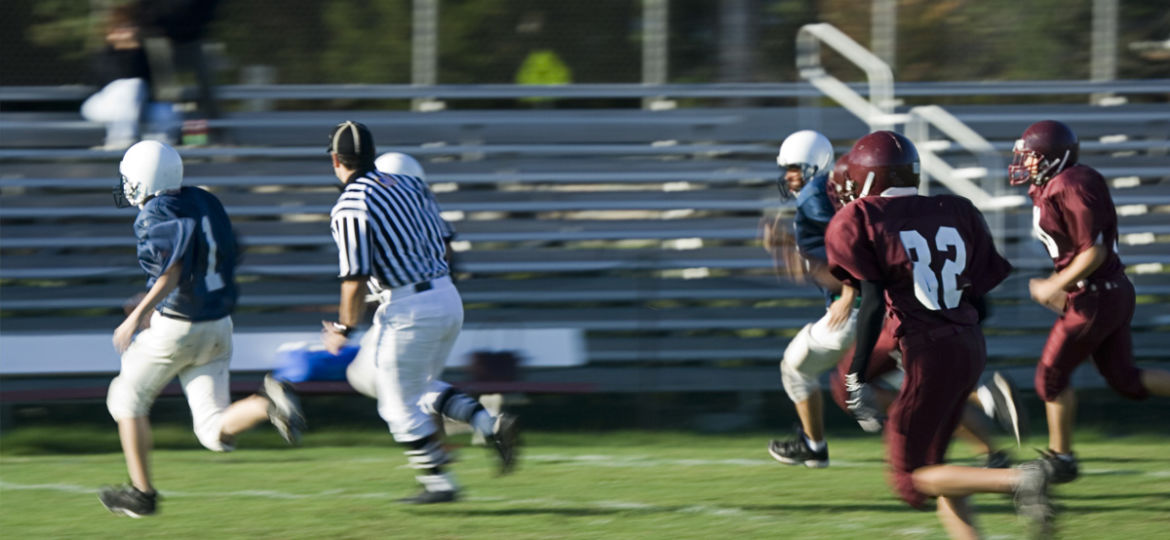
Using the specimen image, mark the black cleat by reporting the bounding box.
[485,413,520,475]
[984,450,1012,469]
[1013,459,1056,539]
[99,485,158,518]
[398,489,458,504]
[261,373,306,445]
[767,429,829,468]
[1037,449,1079,484]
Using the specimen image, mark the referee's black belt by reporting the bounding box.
[376,277,449,303]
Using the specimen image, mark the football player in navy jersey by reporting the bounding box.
[100,141,305,518]
[826,131,1056,539]
[1011,120,1170,483]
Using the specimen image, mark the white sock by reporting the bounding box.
[416,472,458,493]
[471,410,495,437]
[977,385,996,418]
[804,435,826,452]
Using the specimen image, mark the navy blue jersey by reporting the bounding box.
[793,171,836,263]
[134,186,238,320]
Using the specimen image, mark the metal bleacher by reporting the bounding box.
[2,79,1170,394]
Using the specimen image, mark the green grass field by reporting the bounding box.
[2,425,1168,539]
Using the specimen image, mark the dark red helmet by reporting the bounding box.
[846,131,920,198]
[826,151,854,211]
[1009,120,1079,186]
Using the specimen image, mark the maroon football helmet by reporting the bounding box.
[846,131,920,199]
[826,151,854,211]
[1009,120,1079,186]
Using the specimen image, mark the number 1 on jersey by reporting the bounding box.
[899,227,966,310]
[201,215,225,292]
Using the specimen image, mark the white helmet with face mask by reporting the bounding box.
[775,130,833,199]
[114,140,183,208]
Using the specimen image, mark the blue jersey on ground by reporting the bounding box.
[134,186,238,321]
[793,171,835,263]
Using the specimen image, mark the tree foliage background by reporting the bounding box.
[2,0,1167,89]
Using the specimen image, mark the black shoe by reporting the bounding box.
[485,413,520,475]
[398,489,458,504]
[261,373,306,445]
[767,430,829,468]
[99,485,157,518]
[984,450,1012,469]
[984,371,1026,447]
[1038,449,1078,484]
[1013,459,1056,539]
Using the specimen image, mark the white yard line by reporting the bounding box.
[0,480,770,522]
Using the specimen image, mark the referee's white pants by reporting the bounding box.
[358,278,464,443]
[107,313,235,452]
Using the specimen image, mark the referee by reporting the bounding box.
[321,121,519,504]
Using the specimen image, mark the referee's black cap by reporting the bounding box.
[327,120,376,159]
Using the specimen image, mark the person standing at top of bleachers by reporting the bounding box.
[139,0,223,141]
[320,123,519,504]
[1011,119,1170,484]
[99,140,305,518]
[80,4,152,150]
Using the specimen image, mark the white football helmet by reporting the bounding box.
[775,130,834,197]
[375,152,425,181]
[115,140,183,208]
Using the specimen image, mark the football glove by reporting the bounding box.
[845,372,885,433]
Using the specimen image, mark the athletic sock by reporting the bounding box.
[471,410,495,437]
[804,435,826,452]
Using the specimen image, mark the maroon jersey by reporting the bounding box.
[826,193,1012,336]
[1028,164,1125,281]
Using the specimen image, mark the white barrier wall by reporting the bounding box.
[0,328,586,375]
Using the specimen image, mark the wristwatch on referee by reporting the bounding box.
[328,321,353,337]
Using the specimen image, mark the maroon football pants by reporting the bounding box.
[829,322,901,414]
[886,325,984,508]
[1036,276,1146,402]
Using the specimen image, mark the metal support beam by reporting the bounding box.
[871,0,897,68]
[1090,0,1120,105]
[642,0,671,109]
[412,0,443,111]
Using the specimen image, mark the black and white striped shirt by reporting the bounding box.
[330,171,454,291]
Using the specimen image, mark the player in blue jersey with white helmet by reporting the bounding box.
[99,141,305,518]
[762,130,858,467]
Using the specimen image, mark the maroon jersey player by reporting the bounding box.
[1011,120,1170,483]
[826,131,1055,539]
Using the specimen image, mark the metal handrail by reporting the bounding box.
[796,23,901,130]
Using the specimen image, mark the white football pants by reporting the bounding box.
[346,277,464,443]
[780,307,858,403]
[107,313,234,451]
